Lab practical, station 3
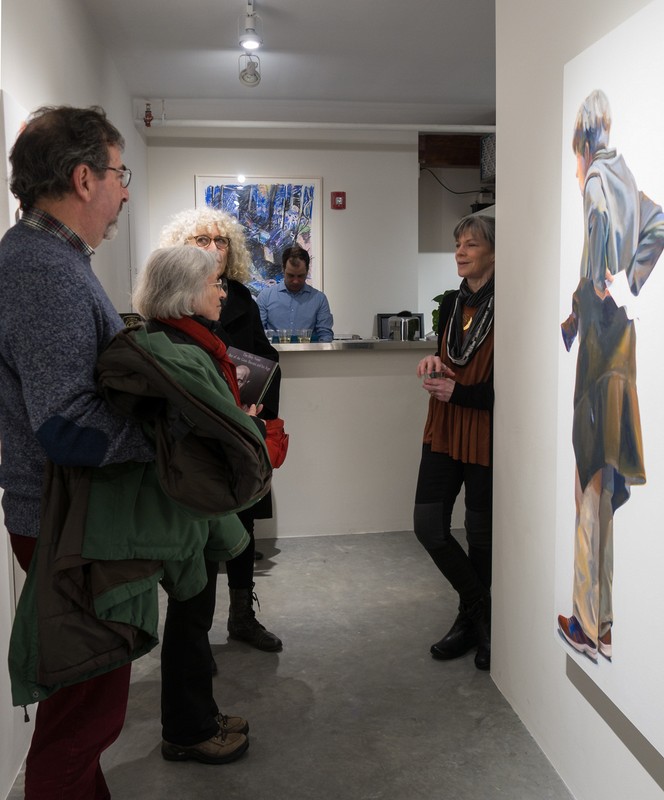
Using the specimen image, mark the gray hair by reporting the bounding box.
[158,207,252,283]
[133,246,219,319]
[572,89,611,156]
[453,214,495,251]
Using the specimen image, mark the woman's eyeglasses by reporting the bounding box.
[189,235,230,250]
[211,276,228,292]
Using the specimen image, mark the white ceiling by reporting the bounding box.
[78,0,496,128]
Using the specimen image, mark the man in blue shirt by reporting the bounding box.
[256,246,334,342]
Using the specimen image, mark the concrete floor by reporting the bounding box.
[8,531,573,800]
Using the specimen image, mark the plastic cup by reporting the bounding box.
[279,329,291,343]
[298,329,312,343]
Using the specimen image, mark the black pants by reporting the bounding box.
[414,444,492,604]
[226,508,256,589]
[161,558,220,745]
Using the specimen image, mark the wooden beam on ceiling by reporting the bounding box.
[418,134,482,168]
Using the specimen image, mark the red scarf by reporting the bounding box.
[157,316,242,406]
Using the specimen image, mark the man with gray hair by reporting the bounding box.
[0,105,153,799]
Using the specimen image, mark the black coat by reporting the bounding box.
[214,280,281,420]
[215,279,281,521]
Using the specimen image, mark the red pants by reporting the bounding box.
[10,533,131,800]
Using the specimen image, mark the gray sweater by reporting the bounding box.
[0,219,153,537]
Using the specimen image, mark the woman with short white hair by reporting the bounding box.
[133,244,262,766]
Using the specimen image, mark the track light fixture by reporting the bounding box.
[239,53,261,87]
[239,0,262,50]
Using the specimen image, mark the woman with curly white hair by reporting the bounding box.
[160,207,283,653]
[159,207,254,285]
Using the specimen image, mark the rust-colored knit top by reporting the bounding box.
[423,308,494,466]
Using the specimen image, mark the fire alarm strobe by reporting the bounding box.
[331,191,346,209]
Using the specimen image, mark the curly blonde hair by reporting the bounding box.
[158,207,252,283]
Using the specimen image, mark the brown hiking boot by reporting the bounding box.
[217,712,249,735]
[161,729,249,764]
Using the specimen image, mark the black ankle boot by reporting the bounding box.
[462,595,491,671]
[227,583,282,652]
[430,609,478,660]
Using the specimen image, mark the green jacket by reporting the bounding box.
[9,327,271,707]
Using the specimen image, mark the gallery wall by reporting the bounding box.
[494,0,664,798]
[144,144,477,339]
[145,133,420,339]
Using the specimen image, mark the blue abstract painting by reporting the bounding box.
[195,176,321,295]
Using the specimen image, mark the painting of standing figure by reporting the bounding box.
[557,89,664,661]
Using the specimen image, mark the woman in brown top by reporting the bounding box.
[414,214,495,671]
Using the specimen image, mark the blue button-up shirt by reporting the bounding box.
[256,282,334,342]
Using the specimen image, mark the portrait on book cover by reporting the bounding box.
[226,346,279,410]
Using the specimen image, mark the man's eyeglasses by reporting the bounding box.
[189,235,230,250]
[104,166,132,188]
[211,276,228,292]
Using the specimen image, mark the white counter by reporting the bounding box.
[254,338,466,540]
[273,338,434,352]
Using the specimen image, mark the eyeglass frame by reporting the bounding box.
[210,276,229,292]
[103,166,132,188]
[188,235,231,251]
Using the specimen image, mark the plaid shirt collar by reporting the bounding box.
[21,207,95,257]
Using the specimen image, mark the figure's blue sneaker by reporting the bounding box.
[557,614,598,661]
